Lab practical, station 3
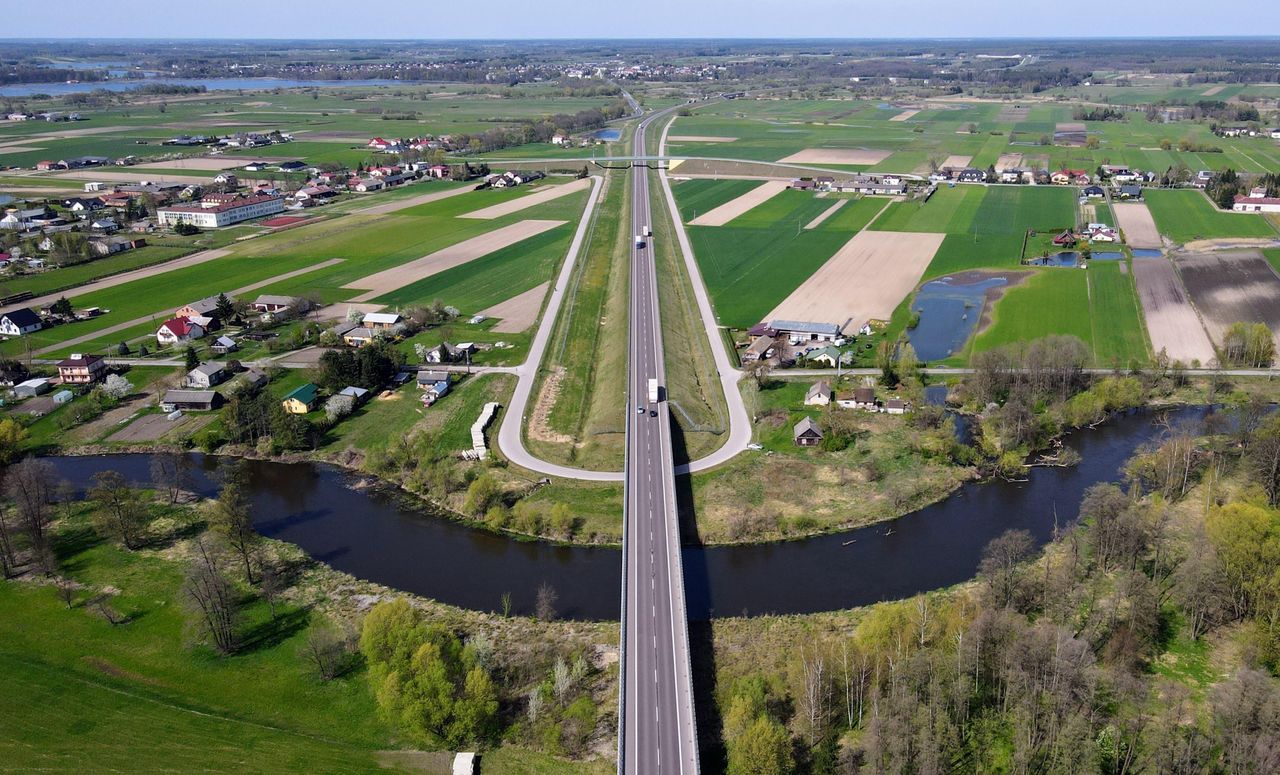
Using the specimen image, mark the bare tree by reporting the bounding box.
[258,558,284,620]
[88,470,149,550]
[0,503,16,578]
[181,537,239,654]
[302,617,356,680]
[535,582,558,622]
[208,461,258,584]
[150,452,194,505]
[5,459,57,573]
[54,576,77,609]
[979,529,1035,609]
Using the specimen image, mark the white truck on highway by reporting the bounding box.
[647,378,660,403]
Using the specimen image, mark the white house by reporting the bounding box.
[1233,188,1280,214]
[156,317,204,345]
[804,380,834,406]
[0,308,43,337]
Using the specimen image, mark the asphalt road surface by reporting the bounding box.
[620,106,699,775]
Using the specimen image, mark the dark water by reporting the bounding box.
[40,406,1208,620]
[1028,251,1079,267]
[1091,251,1124,260]
[908,275,1007,361]
[1132,249,1164,259]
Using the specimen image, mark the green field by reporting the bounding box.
[1144,189,1279,244]
[973,269,1093,352]
[1087,262,1150,366]
[676,184,887,328]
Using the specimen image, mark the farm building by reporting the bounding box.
[837,386,878,411]
[421,380,450,405]
[252,294,301,315]
[160,390,222,412]
[13,377,51,398]
[362,312,403,330]
[771,319,842,343]
[740,336,776,363]
[281,383,319,414]
[793,417,824,447]
[1233,191,1280,213]
[885,398,909,415]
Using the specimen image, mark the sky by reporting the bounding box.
[4,0,1279,39]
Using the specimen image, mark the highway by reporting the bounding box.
[620,106,699,775]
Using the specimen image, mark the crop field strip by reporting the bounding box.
[1176,251,1280,351]
[1144,189,1280,244]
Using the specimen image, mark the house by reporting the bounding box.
[804,380,834,406]
[213,172,238,187]
[1082,185,1105,198]
[160,390,222,412]
[423,342,468,363]
[421,380,450,405]
[837,386,878,410]
[806,346,845,367]
[64,196,106,214]
[1116,185,1144,200]
[185,362,227,389]
[90,218,119,233]
[251,294,300,315]
[793,417,824,447]
[156,317,205,345]
[551,133,570,146]
[13,377,51,398]
[1270,129,1280,140]
[1052,230,1077,247]
[343,327,376,348]
[277,160,308,172]
[1051,169,1090,186]
[350,178,385,193]
[234,368,268,391]
[957,168,986,183]
[999,168,1025,184]
[0,308,43,337]
[211,335,238,354]
[771,319,842,343]
[1089,228,1119,243]
[884,398,908,415]
[281,383,319,414]
[56,353,106,384]
[294,185,337,204]
[362,312,402,330]
[176,296,222,320]
[1194,170,1215,188]
[740,336,776,363]
[157,194,285,229]
[416,370,451,389]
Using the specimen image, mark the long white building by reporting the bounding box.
[157,194,284,228]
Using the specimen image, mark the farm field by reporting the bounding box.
[1145,189,1279,244]
[1087,262,1150,366]
[1176,251,1280,350]
[972,269,1094,354]
[687,179,789,226]
[675,183,888,328]
[1113,202,1163,249]
[1131,257,1217,365]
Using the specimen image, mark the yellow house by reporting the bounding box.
[281,383,319,414]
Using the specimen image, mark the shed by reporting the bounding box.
[52,389,74,405]
[13,377,51,398]
[793,416,824,447]
[160,390,221,412]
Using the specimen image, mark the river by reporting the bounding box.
[39,406,1208,621]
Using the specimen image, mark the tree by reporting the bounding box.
[214,292,234,323]
[463,473,501,516]
[184,345,200,371]
[0,504,17,579]
[979,528,1034,609]
[208,460,259,583]
[0,418,30,464]
[302,617,357,680]
[88,470,149,550]
[5,458,57,574]
[536,582,558,621]
[728,715,793,775]
[50,296,73,317]
[876,339,897,386]
[150,451,193,504]
[101,373,133,400]
[181,537,240,654]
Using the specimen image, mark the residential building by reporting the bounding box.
[957,168,987,183]
[251,294,300,314]
[1116,185,1144,200]
[343,327,376,347]
[885,398,909,415]
[185,362,227,389]
[157,194,284,229]
[416,370,450,389]
[1052,230,1077,247]
[213,172,238,187]
[806,346,845,367]
[176,296,222,320]
[837,386,878,411]
[281,383,319,414]
[56,353,106,384]
[362,312,402,329]
[793,416,824,447]
[160,390,222,412]
[804,380,834,406]
[211,335,238,354]
[0,308,43,337]
[1233,192,1280,213]
[789,179,816,190]
[156,317,205,345]
[1082,185,1105,198]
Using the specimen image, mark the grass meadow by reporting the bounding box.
[1144,189,1279,244]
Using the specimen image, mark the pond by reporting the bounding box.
[1132,249,1164,259]
[908,274,1008,361]
[40,406,1209,620]
[593,128,622,142]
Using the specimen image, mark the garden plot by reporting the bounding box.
[688,180,789,226]
[942,155,973,170]
[777,149,893,166]
[995,152,1024,169]
[342,219,565,302]
[1176,251,1280,350]
[1113,202,1163,249]
[996,106,1031,122]
[766,230,944,330]
[667,135,739,142]
[457,177,591,220]
[478,281,548,332]
[1131,258,1217,364]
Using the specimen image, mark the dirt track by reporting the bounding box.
[804,200,847,230]
[457,178,591,220]
[1131,257,1217,364]
[1113,203,1163,249]
[767,230,944,330]
[343,220,565,302]
[688,180,789,226]
[778,149,893,166]
[478,281,549,332]
[667,135,738,142]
